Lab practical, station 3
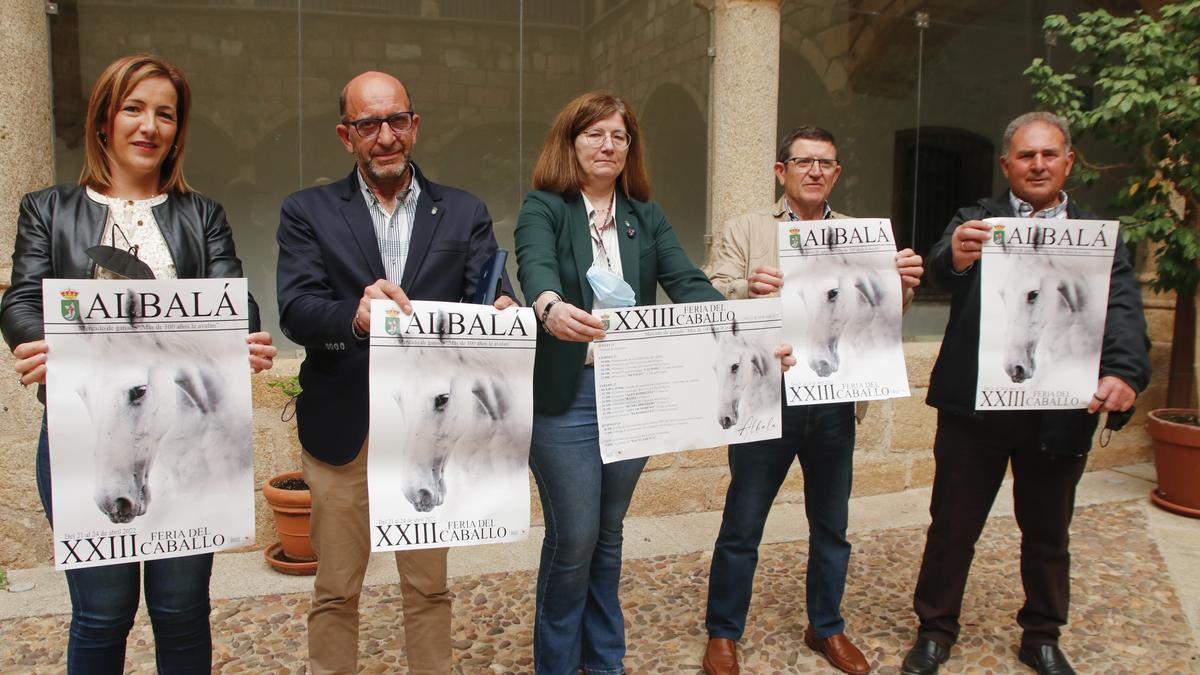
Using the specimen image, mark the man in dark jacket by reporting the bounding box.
[276,71,512,674]
[900,112,1151,675]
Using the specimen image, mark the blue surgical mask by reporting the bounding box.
[586,265,636,309]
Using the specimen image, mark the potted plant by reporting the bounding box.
[262,470,317,574]
[1146,409,1200,516]
[1026,1,1200,516]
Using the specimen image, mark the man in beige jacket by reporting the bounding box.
[701,126,923,675]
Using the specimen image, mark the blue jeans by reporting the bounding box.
[529,368,646,675]
[36,416,214,674]
[706,401,855,640]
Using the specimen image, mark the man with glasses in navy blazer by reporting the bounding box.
[276,71,513,674]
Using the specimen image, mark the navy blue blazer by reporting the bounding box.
[276,163,512,465]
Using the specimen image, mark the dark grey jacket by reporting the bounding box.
[926,194,1151,456]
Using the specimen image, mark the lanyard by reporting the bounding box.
[589,209,614,271]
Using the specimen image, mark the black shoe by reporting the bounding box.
[1018,643,1075,675]
[901,638,950,675]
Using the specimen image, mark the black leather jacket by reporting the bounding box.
[1,184,260,352]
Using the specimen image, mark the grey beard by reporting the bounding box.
[366,159,409,183]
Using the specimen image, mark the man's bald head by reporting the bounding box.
[339,71,412,119]
[336,71,420,194]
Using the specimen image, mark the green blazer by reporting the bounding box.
[515,188,722,414]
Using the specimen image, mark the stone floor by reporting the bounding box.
[3,465,1199,673]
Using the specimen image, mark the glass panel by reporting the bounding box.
[778,0,1131,340]
[778,4,945,335]
[904,0,1122,337]
[50,0,713,330]
[522,0,713,293]
[298,0,523,315]
[46,0,1142,347]
[52,0,302,349]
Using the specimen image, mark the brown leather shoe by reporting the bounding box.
[702,637,740,675]
[804,625,871,674]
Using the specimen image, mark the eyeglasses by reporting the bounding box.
[343,111,416,139]
[784,157,839,172]
[579,128,631,149]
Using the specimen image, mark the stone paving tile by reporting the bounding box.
[2,500,1197,673]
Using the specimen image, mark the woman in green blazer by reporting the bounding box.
[515,91,792,675]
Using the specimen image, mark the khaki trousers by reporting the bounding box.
[303,444,451,674]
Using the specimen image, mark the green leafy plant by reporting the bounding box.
[1026,0,1200,407]
[266,375,301,422]
[266,374,302,399]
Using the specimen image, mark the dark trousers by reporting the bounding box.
[706,401,856,640]
[913,411,1087,648]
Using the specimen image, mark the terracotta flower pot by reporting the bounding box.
[1148,408,1200,518]
[262,471,317,574]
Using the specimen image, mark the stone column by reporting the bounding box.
[0,0,54,290]
[0,1,55,570]
[706,0,782,258]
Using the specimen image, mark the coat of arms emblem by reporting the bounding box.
[788,226,803,249]
[384,308,401,336]
[60,289,80,321]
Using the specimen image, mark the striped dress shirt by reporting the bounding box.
[358,168,421,284]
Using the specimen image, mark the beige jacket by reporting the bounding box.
[706,196,914,421]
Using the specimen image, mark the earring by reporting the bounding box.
[97,131,107,145]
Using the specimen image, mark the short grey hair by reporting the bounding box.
[1001,112,1072,157]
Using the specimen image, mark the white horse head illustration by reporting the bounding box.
[389,310,531,512]
[712,321,777,430]
[998,250,1099,384]
[793,251,895,378]
[77,331,248,524]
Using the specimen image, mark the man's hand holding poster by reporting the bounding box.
[778,218,910,405]
[592,299,783,463]
[976,218,1117,410]
[368,300,535,551]
[42,278,254,570]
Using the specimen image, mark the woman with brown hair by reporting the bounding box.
[515,91,794,674]
[1,54,275,672]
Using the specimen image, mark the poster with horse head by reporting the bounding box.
[41,278,254,570]
[591,298,784,463]
[976,218,1117,410]
[778,218,910,406]
[367,300,535,552]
